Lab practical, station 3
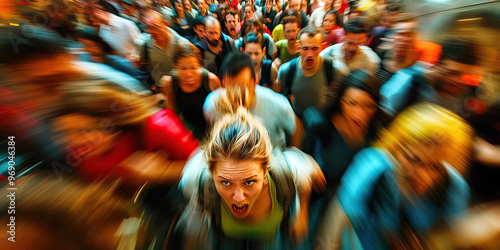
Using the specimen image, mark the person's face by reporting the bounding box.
[284,22,299,43]
[205,22,221,46]
[244,43,265,66]
[390,21,417,58]
[197,0,207,11]
[144,13,168,41]
[432,59,474,96]
[244,6,253,20]
[174,2,184,14]
[194,24,205,40]
[265,0,272,9]
[299,33,322,69]
[322,13,336,32]
[385,10,399,26]
[333,0,342,10]
[223,67,256,92]
[395,143,445,197]
[340,87,378,133]
[225,14,239,37]
[212,160,267,219]
[175,56,201,92]
[54,114,116,164]
[183,0,191,10]
[288,0,301,12]
[343,32,367,58]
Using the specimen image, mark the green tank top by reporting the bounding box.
[220,174,284,241]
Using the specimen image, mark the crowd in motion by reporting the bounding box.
[1,0,500,249]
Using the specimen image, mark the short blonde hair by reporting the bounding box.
[204,107,273,172]
[375,103,473,175]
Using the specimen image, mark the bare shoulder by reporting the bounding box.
[160,75,173,92]
[208,72,221,90]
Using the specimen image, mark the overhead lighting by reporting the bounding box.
[457,17,482,22]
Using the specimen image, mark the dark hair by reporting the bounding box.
[193,15,206,28]
[324,10,340,26]
[225,8,239,22]
[280,9,302,26]
[282,15,300,27]
[173,43,202,64]
[440,37,479,66]
[323,70,384,142]
[76,26,115,54]
[0,25,67,64]
[221,52,256,81]
[343,17,367,34]
[325,70,381,117]
[298,25,322,40]
[240,19,264,37]
[244,4,255,12]
[242,32,265,49]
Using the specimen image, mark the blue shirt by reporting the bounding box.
[337,148,469,249]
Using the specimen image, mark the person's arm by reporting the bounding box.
[281,148,326,243]
[274,60,287,93]
[291,186,311,243]
[271,61,278,85]
[117,150,187,185]
[474,137,500,166]
[266,34,277,60]
[160,75,177,109]
[208,72,222,91]
[290,115,304,148]
[125,20,142,63]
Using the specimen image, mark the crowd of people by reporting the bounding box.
[1,0,500,249]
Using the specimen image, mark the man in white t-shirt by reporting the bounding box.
[91,3,141,60]
[320,17,380,78]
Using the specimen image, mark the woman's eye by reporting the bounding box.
[245,181,255,186]
[221,181,231,186]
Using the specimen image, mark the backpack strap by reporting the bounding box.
[323,57,334,86]
[284,58,298,100]
[268,150,296,230]
[260,59,273,86]
[197,168,222,228]
[170,70,180,95]
[201,69,210,92]
[403,67,423,109]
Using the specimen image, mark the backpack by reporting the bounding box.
[138,34,180,93]
[259,59,273,87]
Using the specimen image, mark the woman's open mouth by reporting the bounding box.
[232,204,249,216]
